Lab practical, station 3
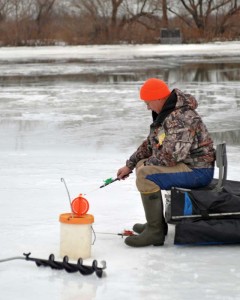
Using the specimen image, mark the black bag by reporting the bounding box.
[174,218,240,245]
[172,183,240,245]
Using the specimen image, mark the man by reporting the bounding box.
[117,78,215,247]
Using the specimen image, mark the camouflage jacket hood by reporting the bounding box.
[175,89,198,110]
[153,89,198,126]
[126,89,215,169]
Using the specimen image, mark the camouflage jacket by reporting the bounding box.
[126,89,215,170]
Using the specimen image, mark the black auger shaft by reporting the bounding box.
[0,253,106,278]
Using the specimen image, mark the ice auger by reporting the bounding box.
[0,252,106,278]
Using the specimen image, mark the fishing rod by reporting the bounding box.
[61,171,133,204]
[87,171,133,194]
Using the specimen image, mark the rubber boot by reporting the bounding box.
[125,191,165,247]
[133,218,168,236]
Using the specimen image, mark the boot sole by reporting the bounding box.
[153,242,164,246]
[125,239,164,247]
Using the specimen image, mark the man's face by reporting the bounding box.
[145,99,166,114]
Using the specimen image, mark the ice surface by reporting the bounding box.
[0,41,240,62]
[0,42,240,300]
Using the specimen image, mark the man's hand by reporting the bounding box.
[117,166,132,180]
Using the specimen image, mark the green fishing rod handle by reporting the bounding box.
[103,178,114,185]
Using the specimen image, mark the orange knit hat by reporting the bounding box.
[140,78,171,101]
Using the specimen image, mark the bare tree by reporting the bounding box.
[214,0,240,35]
[110,0,124,39]
[71,0,111,42]
[34,0,56,35]
[122,0,162,30]
[162,0,168,27]
[35,0,56,23]
[6,0,35,45]
[168,0,240,36]
[71,0,163,42]
[1,0,57,45]
[0,0,9,22]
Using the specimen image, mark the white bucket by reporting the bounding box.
[59,213,94,260]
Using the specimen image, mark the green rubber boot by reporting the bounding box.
[125,191,165,247]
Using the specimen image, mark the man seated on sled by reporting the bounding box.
[117,78,215,247]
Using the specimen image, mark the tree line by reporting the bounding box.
[0,0,239,46]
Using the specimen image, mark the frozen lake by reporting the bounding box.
[0,42,240,300]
